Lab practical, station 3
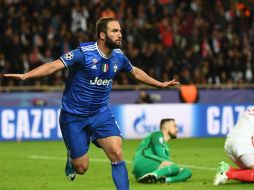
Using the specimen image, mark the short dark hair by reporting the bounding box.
[160,118,175,130]
[96,17,118,39]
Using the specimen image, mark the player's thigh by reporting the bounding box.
[59,110,90,160]
[239,153,254,169]
[90,109,123,159]
[90,108,122,143]
[224,140,237,163]
[226,140,254,168]
[133,156,161,179]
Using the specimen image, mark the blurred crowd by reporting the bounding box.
[0,0,253,87]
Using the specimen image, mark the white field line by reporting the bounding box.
[29,155,216,171]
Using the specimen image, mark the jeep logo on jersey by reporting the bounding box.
[64,52,74,60]
[90,77,112,86]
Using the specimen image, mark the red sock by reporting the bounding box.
[229,166,241,172]
[226,169,254,182]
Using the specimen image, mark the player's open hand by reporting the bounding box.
[3,74,26,80]
[161,79,180,88]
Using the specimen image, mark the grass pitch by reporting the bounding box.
[0,138,252,190]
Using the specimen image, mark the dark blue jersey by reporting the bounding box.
[60,42,133,115]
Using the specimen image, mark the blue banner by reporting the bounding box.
[194,104,253,137]
[0,104,253,141]
[0,107,61,141]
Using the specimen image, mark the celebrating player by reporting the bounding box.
[132,118,192,184]
[214,107,254,185]
[3,17,179,190]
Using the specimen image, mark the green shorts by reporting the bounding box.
[132,155,165,179]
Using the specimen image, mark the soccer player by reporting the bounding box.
[214,107,254,185]
[3,17,179,190]
[132,118,192,184]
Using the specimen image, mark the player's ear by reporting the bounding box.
[100,32,105,41]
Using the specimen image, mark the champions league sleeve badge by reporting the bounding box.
[64,52,74,60]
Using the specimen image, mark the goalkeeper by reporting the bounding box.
[132,118,192,183]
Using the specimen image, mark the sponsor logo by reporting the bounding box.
[90,77,112,86]
[91,65,97,69]
[0,108,62,140]
[64,52,74,60]
[133,111,184,135]
[206,105,246,135]
[133,112,158,134]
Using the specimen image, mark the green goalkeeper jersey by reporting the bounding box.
[133,131,171,162]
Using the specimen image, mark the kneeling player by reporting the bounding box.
[132,118,192,184]
[214,107,254,185]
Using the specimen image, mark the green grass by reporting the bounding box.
[0,138,253,190]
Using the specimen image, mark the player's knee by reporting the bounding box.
[160,161,172,167]
[73,164,89,175]
[109,148,123,161]
[113,150,123,161]
[182,168,192,180]
[158,161,176,169]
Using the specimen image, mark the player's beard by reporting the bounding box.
[105,34,122,49]
[170,134,177,139]
[169,132,177,139]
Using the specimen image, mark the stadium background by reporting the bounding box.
[0,0,254,190]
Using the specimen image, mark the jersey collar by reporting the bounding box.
[96,42,112,59]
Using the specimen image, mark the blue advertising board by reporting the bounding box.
[0,107,61,141]
[0,104,253,141]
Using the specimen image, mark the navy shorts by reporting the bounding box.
[59,108,122,159]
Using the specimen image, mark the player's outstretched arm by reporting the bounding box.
[3,59,65,80]
[130,66,180,88]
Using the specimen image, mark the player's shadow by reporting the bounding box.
[224,180,253,186]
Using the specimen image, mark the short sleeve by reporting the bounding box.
[121,56,133,72]
[60,48,84,67]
